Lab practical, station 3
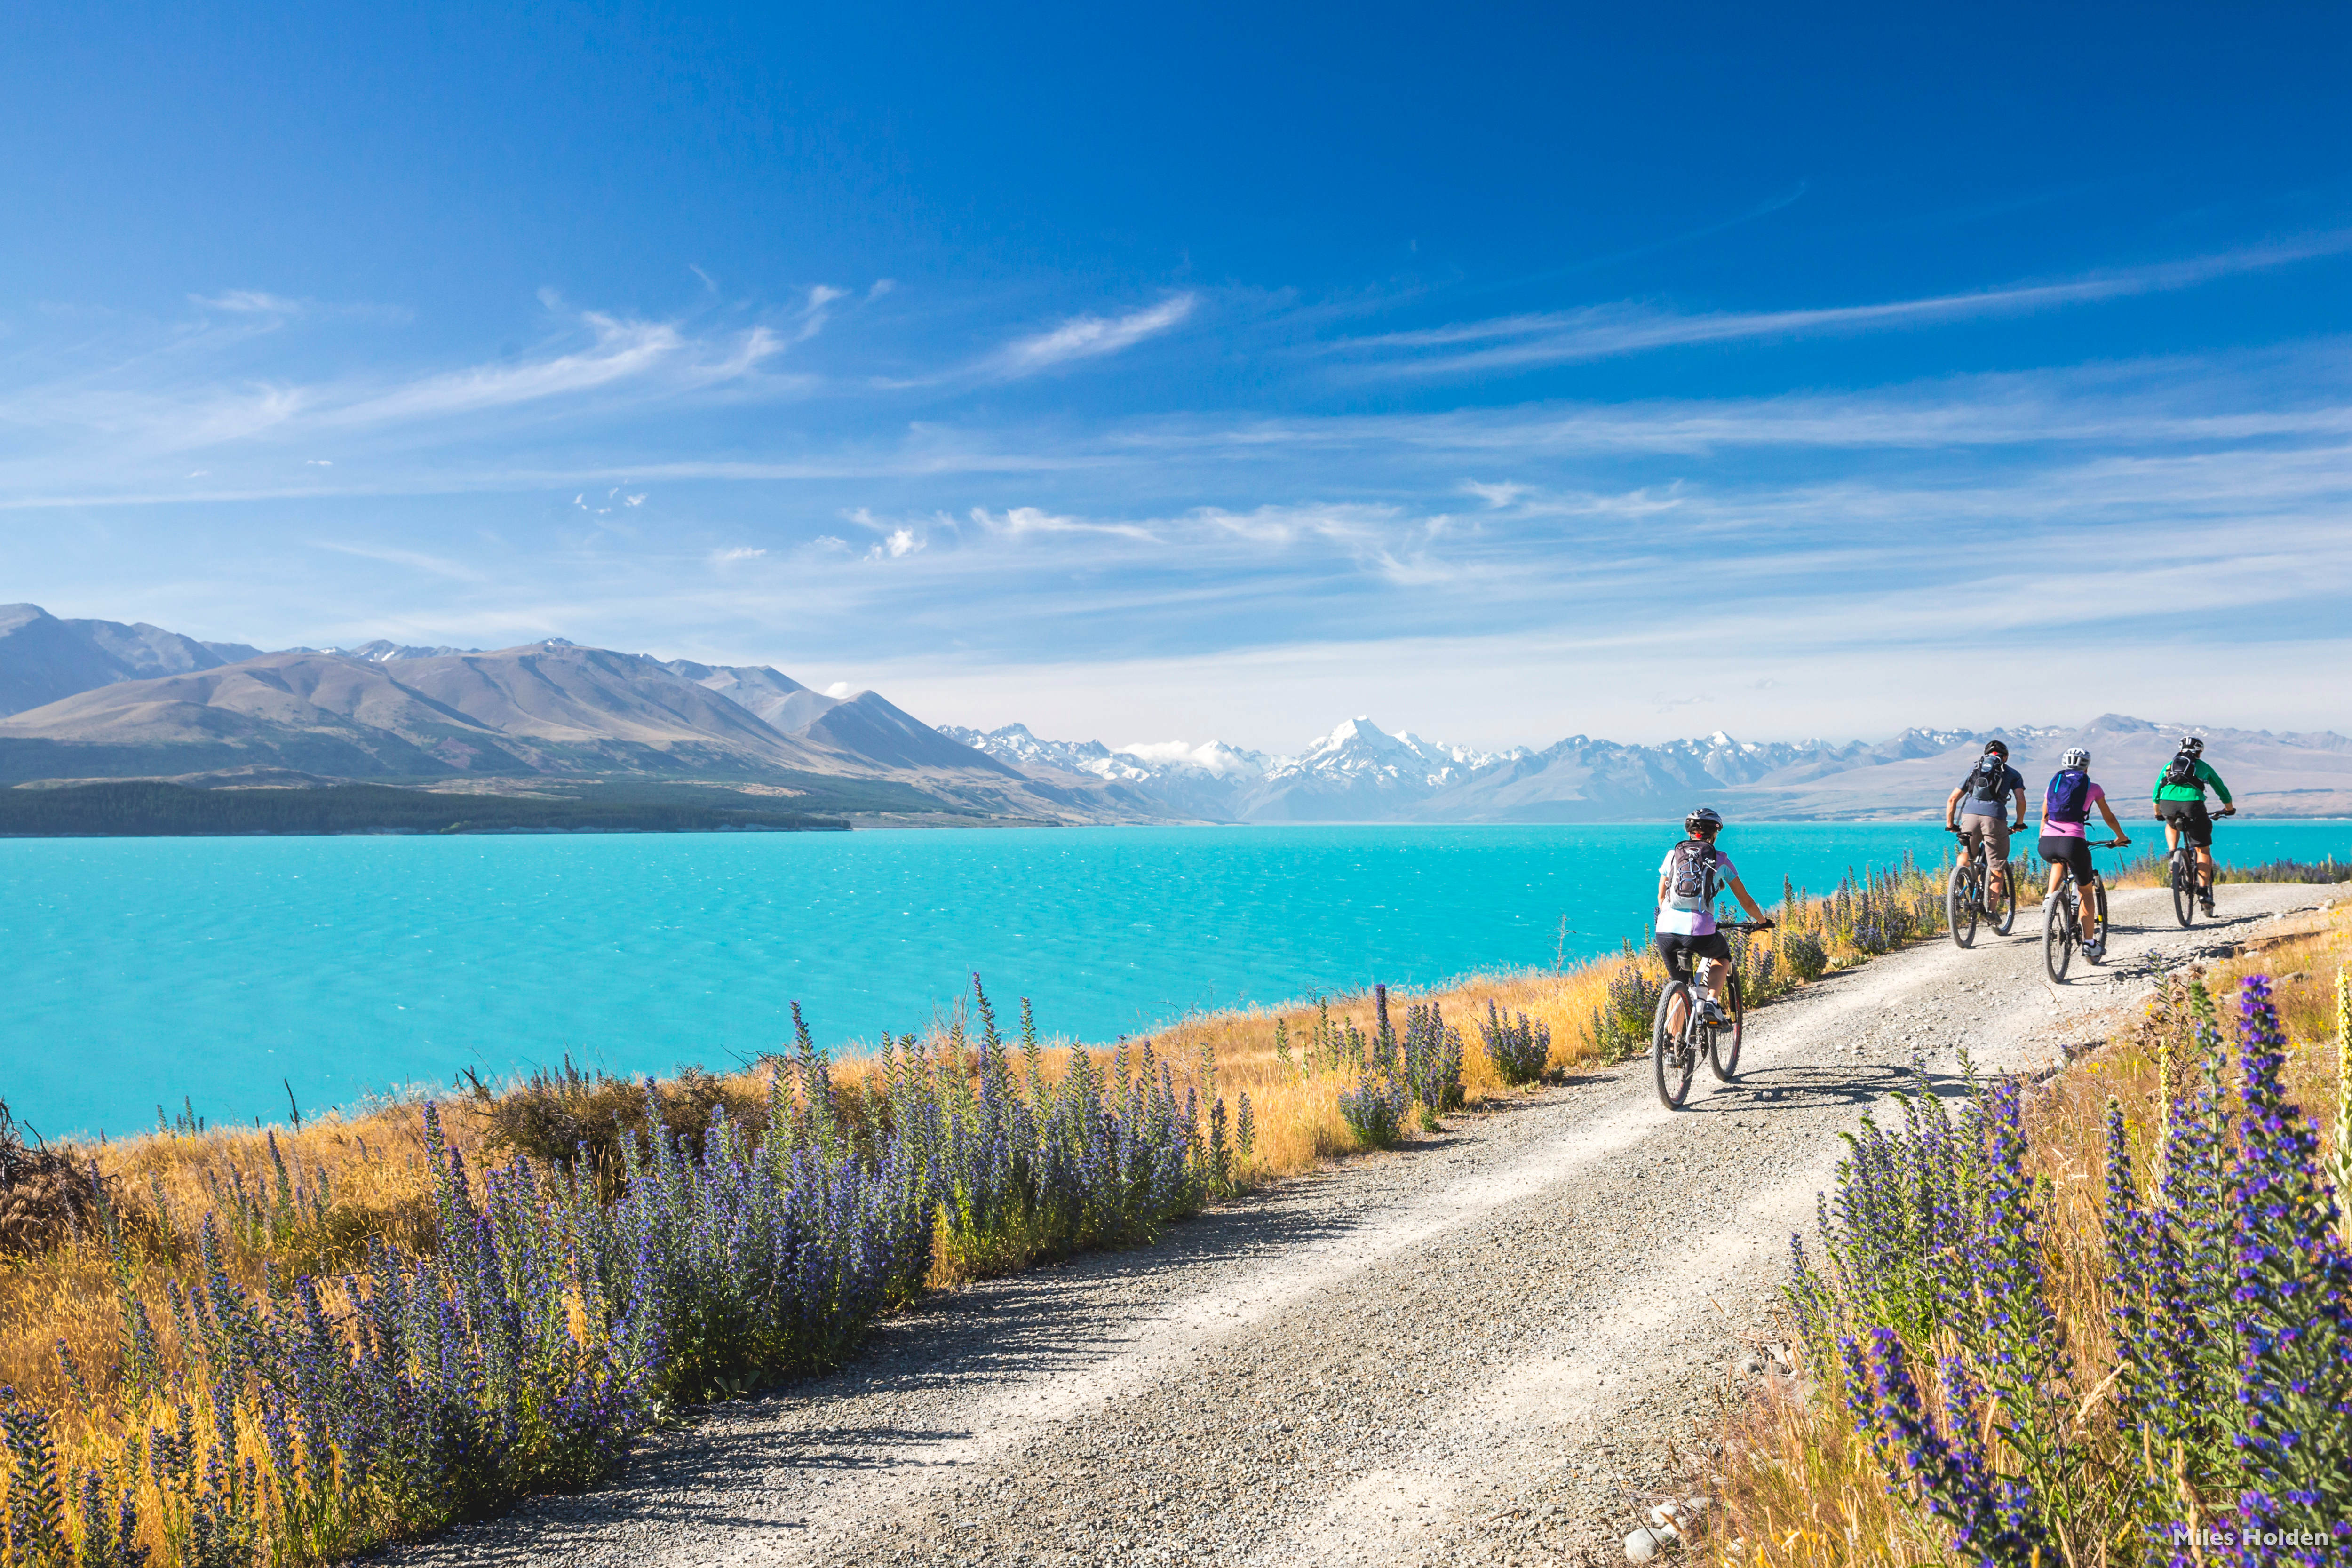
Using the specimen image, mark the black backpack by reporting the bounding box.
[2163,749,2201,788]
[1968,754,2009,802]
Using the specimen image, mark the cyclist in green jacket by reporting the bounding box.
[2153,734,2235,915]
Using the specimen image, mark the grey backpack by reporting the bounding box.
[1666,839,1720,914]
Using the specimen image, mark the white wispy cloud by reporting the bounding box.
[315,313,704,428]
[190,290,309,315]
[309,541,485,581]
[991,293,1198,377]
[0,305,792,475]
[968,505,1159,541]
[794,286,850,344]
[185,290,413,325]
[1324,234,2352,376]
[843,509,930,560]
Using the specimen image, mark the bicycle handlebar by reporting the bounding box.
[1720,919,1776,932]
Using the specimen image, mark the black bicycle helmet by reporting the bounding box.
[1983,739,2010,757]
[1685,805,1724,834]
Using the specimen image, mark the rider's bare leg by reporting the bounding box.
[2196,844,2216,891]
[1667,956,1727,1035]
[2079,880,2100,936]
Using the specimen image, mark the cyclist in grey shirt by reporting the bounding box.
[1944,740,2028,909]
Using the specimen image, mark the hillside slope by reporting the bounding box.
[0,604,250,716]
[0,639,1189,823]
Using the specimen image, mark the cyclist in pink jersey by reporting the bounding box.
[2038,746,2130,961]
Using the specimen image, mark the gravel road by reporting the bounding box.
[384,884,2334,1568]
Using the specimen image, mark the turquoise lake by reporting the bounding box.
[6,819,2347,1137]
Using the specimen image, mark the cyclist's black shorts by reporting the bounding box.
[1655,931,1731,978]
[2039,835,2096,883]
[2156,798,2214,848]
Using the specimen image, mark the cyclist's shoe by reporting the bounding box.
[2083,939,2107,962]
[2201,895,2216,915]
[1699,998,1731,1026]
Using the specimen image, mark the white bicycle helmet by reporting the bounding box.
[2178,734,2205,754]
[2062,747,2091,768]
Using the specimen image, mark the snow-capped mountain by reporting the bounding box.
[938,724,1270,782]
[942,714,2339,822]
[936,724,1271,820]
[1247,717,1530,820]
[943,716,1528,821]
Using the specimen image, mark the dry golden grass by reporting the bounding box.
[1704,898,2352,1568]
[1713,1376,1951,1568]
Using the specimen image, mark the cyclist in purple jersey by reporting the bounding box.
[2039,746,2130,961]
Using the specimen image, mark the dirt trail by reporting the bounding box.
[386,884,2334,1568]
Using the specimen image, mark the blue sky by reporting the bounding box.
[3,2,2348,750]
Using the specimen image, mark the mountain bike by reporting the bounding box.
[1651,920,1769,1110]
[1946,826,2019,947]
[2165,804,2235,928]
[2042,841,2122,983]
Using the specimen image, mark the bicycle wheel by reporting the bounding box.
[1709,971,1744,1082]
[2043,882,2074,982]
[2171,852,2195,927]
[1946,860,1978,948]
[1652,982,1695,1109]
[2093,878,2109,947]
[1989,860,2017,935]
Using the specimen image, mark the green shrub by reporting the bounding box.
[1782,931,1829,982]
[1337,1074,1409,1149]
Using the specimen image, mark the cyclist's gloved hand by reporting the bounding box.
[1756,918,1776,931]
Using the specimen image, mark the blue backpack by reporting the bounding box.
[2046,768,2091,825]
